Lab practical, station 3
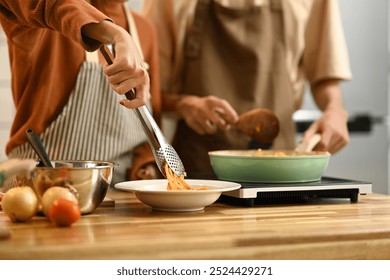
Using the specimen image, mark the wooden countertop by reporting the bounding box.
[1,190,390,260]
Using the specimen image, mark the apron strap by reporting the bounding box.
[125,4,149,70]
[185,0,211,58]
[125,5,144,61]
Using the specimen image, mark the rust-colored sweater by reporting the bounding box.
[0,0,161,180]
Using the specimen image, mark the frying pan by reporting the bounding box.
[208,134,330,183]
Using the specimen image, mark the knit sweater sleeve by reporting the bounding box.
[0,0,109,51]
[127,142,156,180]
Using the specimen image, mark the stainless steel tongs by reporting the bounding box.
[99,45,185,178]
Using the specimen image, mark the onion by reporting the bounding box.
[41,186,78,217]
[2,186,38,222]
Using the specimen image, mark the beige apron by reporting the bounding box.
[172,0,296,178]
[9,7,149,184]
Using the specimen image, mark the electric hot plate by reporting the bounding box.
[219,177,372,206]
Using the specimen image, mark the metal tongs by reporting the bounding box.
[99,45,185,178]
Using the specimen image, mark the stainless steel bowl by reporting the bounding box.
[17,160,115,214]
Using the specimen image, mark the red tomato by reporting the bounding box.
[49,198,81,227]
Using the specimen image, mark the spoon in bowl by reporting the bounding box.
[25,129,53,167]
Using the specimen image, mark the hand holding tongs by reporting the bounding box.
[99,45,185,178]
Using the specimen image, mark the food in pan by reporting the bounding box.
[257,149,287,157]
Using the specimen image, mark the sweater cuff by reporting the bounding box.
[127,142,156,180]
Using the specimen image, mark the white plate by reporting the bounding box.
[114,179,241,212]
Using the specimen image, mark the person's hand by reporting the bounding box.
[135,163,162,180]
[105,35,150,109]
[0,159,36,186]
[176,95,239,135]
[81,20,150,109]
[302,107,349,154]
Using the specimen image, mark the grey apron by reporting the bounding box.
[172,0,296,178]
[9,8,148,184]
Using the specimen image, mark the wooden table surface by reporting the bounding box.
[1,190,390,260]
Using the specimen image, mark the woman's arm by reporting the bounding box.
[0,0,149,108]
[82,20,150,108]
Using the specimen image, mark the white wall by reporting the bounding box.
[128,0,143,11]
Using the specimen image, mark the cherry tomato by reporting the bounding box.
[49,198,81,227]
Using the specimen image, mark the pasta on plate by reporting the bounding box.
[165,164,210,191]
[165,164,192,190]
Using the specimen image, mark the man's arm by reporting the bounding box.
[304,79,349,154]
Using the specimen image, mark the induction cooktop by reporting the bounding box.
[219,177,372,206]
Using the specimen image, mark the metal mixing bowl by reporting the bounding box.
[17,160,115,214]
